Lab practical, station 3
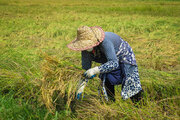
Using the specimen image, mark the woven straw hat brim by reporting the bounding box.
[67,26,105,51]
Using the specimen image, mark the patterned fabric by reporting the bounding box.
[116,40,137,66]
[98,60,119,73]
[121,64,142,100]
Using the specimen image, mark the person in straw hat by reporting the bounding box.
[67,26,144,103]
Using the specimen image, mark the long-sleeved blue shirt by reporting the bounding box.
[81,32,137,73]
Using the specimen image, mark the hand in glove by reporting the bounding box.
[84,66,100,79]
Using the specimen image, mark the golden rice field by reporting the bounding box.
[0,0,179,119]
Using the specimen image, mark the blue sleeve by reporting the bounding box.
[98,39,119,73]
[81,51,92,70]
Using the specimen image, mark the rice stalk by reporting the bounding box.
[35,53,83,113]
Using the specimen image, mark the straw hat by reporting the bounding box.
[67,26,105,51]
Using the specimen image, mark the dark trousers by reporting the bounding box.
[104,78,144,103]
[104,78,115,102]
[130,89,144,103]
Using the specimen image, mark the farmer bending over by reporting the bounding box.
[67,26,144,103]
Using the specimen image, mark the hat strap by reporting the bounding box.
[91,28,100,43]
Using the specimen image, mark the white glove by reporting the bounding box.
[84,66,100,79]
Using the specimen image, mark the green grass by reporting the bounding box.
[0,92,48,120]
[0,0,180,119]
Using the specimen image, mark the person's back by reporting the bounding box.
[102,32,137,66]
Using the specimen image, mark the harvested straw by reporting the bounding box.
[36,53,83,113]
